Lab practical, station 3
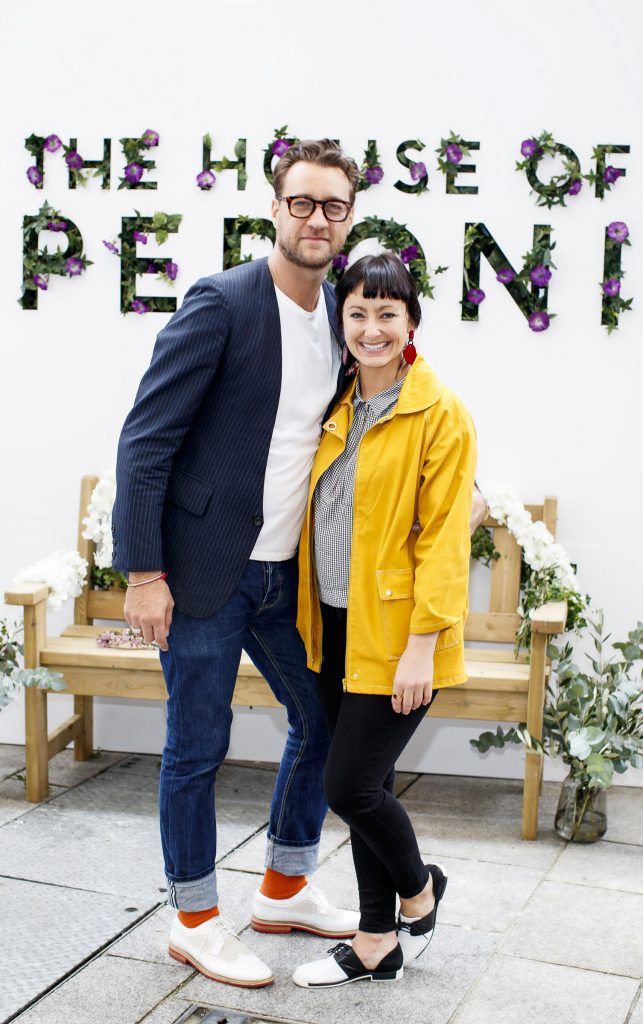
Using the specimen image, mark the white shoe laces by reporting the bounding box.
[305,882,332,914]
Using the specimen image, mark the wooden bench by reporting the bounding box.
[5,476,567,839]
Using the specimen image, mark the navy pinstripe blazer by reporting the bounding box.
[112,256,345,617]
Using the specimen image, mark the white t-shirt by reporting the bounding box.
[250,284,340,561]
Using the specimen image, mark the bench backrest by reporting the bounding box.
[74,475,557,644]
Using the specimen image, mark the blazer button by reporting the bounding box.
[385,589,393,596]
[253,515,263,527]
[327,420,337,430]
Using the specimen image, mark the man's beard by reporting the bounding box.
[277,234,339,270]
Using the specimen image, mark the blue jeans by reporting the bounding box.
[158,557,330,911]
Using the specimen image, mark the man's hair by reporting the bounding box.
[335,252,422,328]
[273,139,361,201]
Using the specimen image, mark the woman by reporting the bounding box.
[292,253,477,989]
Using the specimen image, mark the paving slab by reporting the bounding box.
[180,920,497,1024]
[498,879,643,977]
[626,988,643,1024]
[451,953,638,1024]
[0,875,160,1023]
[0,764,274,903]
[547,838,643,893]
[15,955,189,1024]
[0,777,67,826]
[136,996,196,1024]
[0,742,26,780]
[46,747,129,786]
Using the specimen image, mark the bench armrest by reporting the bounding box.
[4,584,50,607]
[530,600,568,635]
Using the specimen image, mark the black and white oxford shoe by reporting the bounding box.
[397,862,449,965]
[292,940,404,988]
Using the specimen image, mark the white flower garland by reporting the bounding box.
[486,488,583,613]
[81,469,116,569]
[12,551,88,610]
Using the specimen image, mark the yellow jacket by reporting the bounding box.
[297,356,477,695]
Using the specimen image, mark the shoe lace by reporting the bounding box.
[327,941,351,957]
[305,882,331,913]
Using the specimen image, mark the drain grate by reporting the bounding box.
[175,1008,286,1024]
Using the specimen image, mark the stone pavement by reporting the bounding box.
[0,743,641,1024]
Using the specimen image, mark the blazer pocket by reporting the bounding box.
[376,568,415,660]
[167,470,214,517]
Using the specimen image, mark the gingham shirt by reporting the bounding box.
[314,375,405,607]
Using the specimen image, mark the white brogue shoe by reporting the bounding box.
[168,913,274,987]
[251,882,359,938]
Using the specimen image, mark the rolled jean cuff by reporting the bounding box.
[264,835,320,875]
[166,869,218,911]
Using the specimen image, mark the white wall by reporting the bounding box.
[1,0,641,787]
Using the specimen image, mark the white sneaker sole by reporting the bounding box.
[294,967,404,989]
[251,915,357,938]
[168,945,274,987]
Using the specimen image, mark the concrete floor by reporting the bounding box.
[0,743,641,1024]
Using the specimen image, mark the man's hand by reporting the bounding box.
[470,487,487,535]
[124,572,174,652]
[391,632,438,715]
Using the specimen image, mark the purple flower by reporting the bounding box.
[103,240,120,255]
[131,299,149,314]
[529,264,552,287]
[165,261,178,281]
[496,267,516,284]
[568,178,582,196]
[528,310,550,332]
[466,288,486,305]
[196,169,216,189]
[607,221,629,243]
[145,262,157,274]
[272,139,291,157]
[520,138,538,158]
[27,166,43,186]
[410,161,427,181]
[44,134,62,153]
[46,219,67,232]
[364,165,384,184]
[332,253,349,269]
[400,244,419,264]
[33,273,48,290]
[124,162,144,184]
[446,143,463,164]
[142,129,159,148]
[65,150,84,170]
[65,257,83,276]
[603,165,620,184]
[602,277,621,297]
[132,230,148,245]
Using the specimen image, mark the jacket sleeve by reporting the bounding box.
[111,277,230,572]
[410,394,478,635]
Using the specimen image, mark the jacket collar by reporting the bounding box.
[332,355,443,418]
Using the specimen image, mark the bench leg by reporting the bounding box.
[522,750,541,840]
[73,695,94,761]
[25,688,49,802]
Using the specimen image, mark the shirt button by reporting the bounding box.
[327,420,337,430]
[385,589,393,596]
[353,672,358,680]
[252,515,263,527]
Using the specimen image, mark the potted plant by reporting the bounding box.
[471,612,643,841]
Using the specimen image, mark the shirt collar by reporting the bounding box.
[354,375,405,417]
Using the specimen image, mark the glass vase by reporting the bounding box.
[554,772,607,842]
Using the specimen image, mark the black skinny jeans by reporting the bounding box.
[316,603,438,933]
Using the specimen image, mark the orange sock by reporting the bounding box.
[178,905,219,928]
[260,867,307,900]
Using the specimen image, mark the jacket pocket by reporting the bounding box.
[167,470,214,516]
[435,618,463,652]
[376,568,415,660]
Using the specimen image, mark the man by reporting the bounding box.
[113,139,486,989]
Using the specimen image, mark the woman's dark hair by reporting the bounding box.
[335,252,422,329]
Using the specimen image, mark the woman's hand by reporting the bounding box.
[391,632,438,714]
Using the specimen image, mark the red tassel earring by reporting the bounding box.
[403,329,417,365]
